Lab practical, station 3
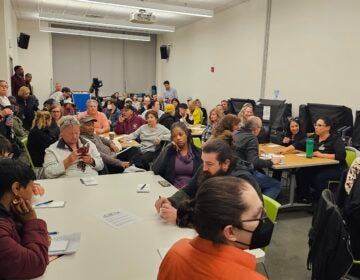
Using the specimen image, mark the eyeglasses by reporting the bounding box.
[238,208,267,224]
[51,110,61,113]
[0,84,8,88]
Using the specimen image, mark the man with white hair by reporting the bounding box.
[43,116,104,178]
[77,99,110,134]
[233,116,282,199]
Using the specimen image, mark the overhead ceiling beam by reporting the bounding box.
[75,0,214,18]
[39,21,151,41]
[39,12,175,33]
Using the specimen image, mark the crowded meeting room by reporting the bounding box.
[1,0,360,279]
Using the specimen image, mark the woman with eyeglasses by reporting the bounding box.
[158,176,270,280]
[295,117,346,202]
[28,111,58,167]
[278,118,306,154]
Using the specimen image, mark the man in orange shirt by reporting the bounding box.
[78,99,110,134]
[158,176,270,280]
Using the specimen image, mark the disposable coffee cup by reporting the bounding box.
[109,132,115,140]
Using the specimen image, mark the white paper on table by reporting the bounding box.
[49,240,69,253]
[296,154,307,157]
[157,247,170,259]
[263,106,271,121]
[80,177,98,186]
[267,144,280,148]
[260,153,284,160]
[97,210,142,230]
[49,232,81,256]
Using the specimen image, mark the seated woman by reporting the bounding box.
[153,123,202,189]
[295,117,346,202]
[28,111,59,167]
[121,110,170,170]
[238,103,254,127]
[201,107,223,143]
[49,103,62,138]
[103,98,120,131]
[210,114,241,147]
[158,176,269,280]
[0,159,49,279]
[273,118,306,180]
[278,117,306,153]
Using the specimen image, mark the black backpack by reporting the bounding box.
[307,189,353,280]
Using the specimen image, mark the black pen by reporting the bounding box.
[140,184,147,190]
[35,200,54,207]
[48,231,58,235]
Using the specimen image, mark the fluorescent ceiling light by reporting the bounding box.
[76,0,214,18]
[39,13,175,33]
[39,24,150,41]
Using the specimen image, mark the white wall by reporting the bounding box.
[266,0,360,116]
[52,34,156,96]
[157,0,360,116]
[156,0,267,110]
[0,0,18,82]
[18,19,53,106]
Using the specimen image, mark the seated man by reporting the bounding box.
[80,116,130,174]
[233,116,282,199]
[43,116,104,178]
[114,104,145,135]
[155,139,259,224]
[77,99,110,134]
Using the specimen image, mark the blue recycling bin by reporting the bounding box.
[73,92,91,112]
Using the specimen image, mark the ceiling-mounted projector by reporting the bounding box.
[130,9,156,24]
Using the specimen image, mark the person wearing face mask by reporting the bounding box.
[158,176,270,280]
[0,159,49,279]
[103,99,120,131]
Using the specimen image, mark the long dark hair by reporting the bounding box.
[177,177,250,243]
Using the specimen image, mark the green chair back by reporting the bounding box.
[193,137,202,149]
[345,149,356,167]
[263,195,281,224]
[21,137,35,169]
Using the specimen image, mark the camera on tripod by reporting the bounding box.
[92,78,103,90]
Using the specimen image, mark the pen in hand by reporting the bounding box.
[35,200,54,207]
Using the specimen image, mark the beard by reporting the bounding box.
[197,168,228,187]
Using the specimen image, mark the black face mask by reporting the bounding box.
[234,214,274,249]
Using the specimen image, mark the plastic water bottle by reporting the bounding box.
[306,138,314,158]
[273,90,280,100]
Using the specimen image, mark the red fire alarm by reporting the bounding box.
[211,66,214,73]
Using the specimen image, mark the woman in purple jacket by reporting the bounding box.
[0,158,49,279]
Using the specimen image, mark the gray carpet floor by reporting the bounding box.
[256,211,313,280]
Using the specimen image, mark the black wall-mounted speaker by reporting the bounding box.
[18,33,30,49]
[160,45,168,59]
